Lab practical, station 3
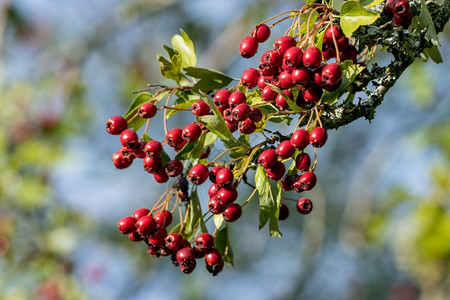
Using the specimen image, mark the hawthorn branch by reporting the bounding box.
[321,0,449,130]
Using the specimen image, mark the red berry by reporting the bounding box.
[128,231,143,242]
[216,168,234,188]
[208,184,220,197]
[165,160,183,177]
[138,102,157,119]
[261,85,278,101]
[303,86,323,103]
[132,208,150,220]
[275,36,297,56]
[208,196,227,214]
[302,47,322,69]
[260,49,283,69]
[290,129,310,150]
[165,233,184,251]
[275,90,293,111]
[214,89,231,109]
[296,197,313,214]
[322,63,342,85]
[133,141,147,159]
[120,129,139,149]
[257,76,269,90]
[166,128,183,148]
[223,108,234,123]
[176,247,196,267]
[279,203,289,220]
[112,149,134,169]
[258,149,278,169]
[309,127,328,148]
[106,116,127,135]
[325,25,344,41]
[279,71,295,89]
[313,65,326,86]
[241,68,260,89]
[194,233,214,257]
[209,166,223,183]
[182,123,202,143]
[154,168,169,183]
[292,66,311,86]
[188,164,209,185]
[205,249,224,276]
[136,215,157,235]
[293,171,317,192]
[192,100,211,116]
[240,36,258,58]
[147,227,167,247]
[228,91,247,108]
[144,140,162,157]
[295,152,311,171]
[232,103,251,121]
[143,155,162,174]
[393,0,411,16]
[238,119,256,134]
[276,140,296,159]
[154,210,172,228]
[252,24,271,43]
[280,175,295,191]
[267,161,286,181]
[340,45,358,63]
[393,9,412,28]
[223,203,242,222]
[118,216,136,234]
[282,46,303,72]
[217,187,238,205]
[226,121,238,133]
[249,106,263,122]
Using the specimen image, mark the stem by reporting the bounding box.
[241,188,258,207]
[209,147,245,164]
[163,89,176,136]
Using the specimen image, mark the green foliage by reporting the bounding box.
[214,226,234,265]
[339,1,380,37]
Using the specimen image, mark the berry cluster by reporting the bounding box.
[386,0,412,29]
[106,0,419,275]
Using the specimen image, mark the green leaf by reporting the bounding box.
[214,214,224,229]
[360,0,384,8]
[171,29,197,68]
[300,10,319,34]
[269,182,283,238]
[214,226,234,265]
[340,1,380,37]
[314,27,327,51]
[332,0,346,12]
[418,0,440,47]
[197,115,243,148]
[157,54,180,81]
[184,67,235,92]
[123,92,151,131]
[183,189,205,240]
[268,84,303,113]
[423,46,443,64]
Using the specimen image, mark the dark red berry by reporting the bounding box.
[240,36,258,58]
[118,216,136,234]
[112,149,134,169]
[393,0,410,16]
[180,261,197,274]
[194,233,214,257]
[128,231,143,242]
[261,85,278,101]
[216,168,234,188]
[257,76,269,90]
[325,25,344,41]
[232,103,251,121]
[226,121,238,133]
[279,71,295,89]
[188,164,209,185]
[144,140,162,157]
[165,233,184,251]
[209,166,223,183]
[154,210,172,228]
[296,197,313,214]
[293,171,317,192]
[214,89,231,109]
[106,116,128,135]
[266,161,286,181]
[154,168,169,183]
[132,208,150,220]
[176,247,196,267]
[302,47,322,69]
[252,24,271,43]
[275,36,297,56]
[249,106,263,122]
[217,187,238,205]
[223,203,242,222]
[290,129,310,150]
[280,175,295,191]
[133,141,147,159]
[279,203,289,220]
[322,63,342,85]
[303,86,323,103]
[223,108,234,123]
[147,227,167,247]
[138,102,157,119]
[309,127,328,148]
[292,66,311,86]
[182,123,202,143]
[120,129,139,149]
[275,90,293,111]
[192,100,211,116]
[340,45,358,63]
[166,128,183,148]
[165,160,183,177]
[136,215,157,235]
[143,155,162,174]
[238,119,256,134]
[283,46,303,72]
[208,196,227,214]
[295,152,311,171]
[393,9,412,28]
[205,249,224,276]
[228,91,247,108]
[208,184,220,197]
[261,49,283,69]
[241,68,260,89]
[258,149,278,169]
[276,140,295,159]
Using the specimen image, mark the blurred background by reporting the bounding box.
[0,0,449,299]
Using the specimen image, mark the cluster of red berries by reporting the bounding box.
[118,208,224,275]
[386,0,412,29]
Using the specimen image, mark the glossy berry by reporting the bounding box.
[232,103,251,121]
[296,197,313,214]
[223,108,234,123]
[112,149,134,169]
[120,129,139,149]
[182,123,202,143]
[393,9,412,28]
[154,210,172,228]
[208,196,227,214]
[283,46,303,72]
[276,140,295,159]
[303,86,323,103]
[138,102,157,119]
[290,129,310,150]
[205,249,224,276]
[260,49,283,69]
[325,25,344,41]
[313,65,325,86]
[228,91,247,108]
[322,63,342,85]
[136,215,157,235]
[143,155,162,174]
[279,203,289,220]
[132,208,150,220]
[292,66,311,86]
[302,47,322,69]
[261,85,278,101]
[223,203,242,222]
[214,89,231,108]
[293,171,317,192]
[240,36,258,58]
[165,233,184,251]
[147,227,167,247]
[208,184,220,197]
[144,140,162,157]
[209,166,223,183]
[192,100,210,116]
[154,168,169,183]
[216,168,234,188]
[238,119,256,134]
[258,149,278,169]
[275,36,297,55]
[257,76,269,90]
[249,106,263,122]
[226,121,238,133]
[166,128,183,148]
[340,45,358,63]
[176,247,196,267]
[118,216,136,234]
[241,68,260,89]
[252,24,271,43]
[295,152,311,172]
[309,127,328,148]
[194,233,214,257]
[106,115,127,135]
[279,71,295,89]
[217,187,238,205]
[165,160,183,177]
[280,175,295,191]
[188,164,209,185]
[133,141,146,159]
[266,161,286,181]
[128,231,143,242]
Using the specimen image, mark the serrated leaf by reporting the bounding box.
[157,54,179,81]
[340,1,380,37]
[214,226,233,265]
[418,0,440,47]
[123,92,151,131]
[184,67,235,92]
[171,29,197,68]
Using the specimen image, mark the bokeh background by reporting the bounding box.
[0,0,449,299]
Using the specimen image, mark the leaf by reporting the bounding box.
[171,29,197,68]
[423,46,443,64]
[184,67,235,93]
[418,0,440,47]
[175,131,217,160]
[314,27,327,51]
[142,134,171,164]
[123,92,151,131]
[268,84,303,113]
[332,0,345,12]
[165,98,197,118]
[300,10,319,34]
[214,226,234,265]
[214,214,224,229]
[197,115,243,149]
[157,54,180,81]
[183,189,205,240]
[360,0,384,8]
[340,1,380,37]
